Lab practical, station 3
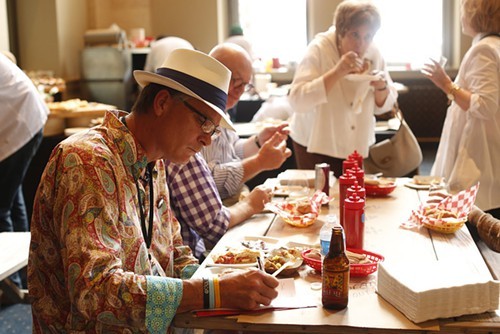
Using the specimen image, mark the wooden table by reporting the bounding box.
[0,232,31,303]
[173,178,500,333]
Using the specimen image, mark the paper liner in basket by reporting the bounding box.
[402,183,479,233]
[265,191,330,227]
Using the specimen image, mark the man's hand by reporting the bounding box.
[257,133,292,171]
[257,122,290,145]
[219,269,279,309]
[244,185,273,213]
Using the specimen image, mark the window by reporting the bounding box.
[372,0,444,70]
[232,0,454,71]
[235,0,307,65]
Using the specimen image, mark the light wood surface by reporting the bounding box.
[173,178,500,333]
[0,232,31,303]
[0,232,30,281]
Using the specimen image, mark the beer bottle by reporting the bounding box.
[322,226,349,309]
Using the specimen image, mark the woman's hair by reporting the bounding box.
[462,0,500,33]
[333,0,381,38]
[132,83,182,114]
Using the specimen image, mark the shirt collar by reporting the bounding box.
[102,110,149,180]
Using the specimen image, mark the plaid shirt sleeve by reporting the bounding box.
[165,153,230,255]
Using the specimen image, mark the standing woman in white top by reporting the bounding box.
[422,0,500,218]
[288,0,397,177]
[0,52,48,285]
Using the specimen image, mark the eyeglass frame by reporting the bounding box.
[177,96,221,139]
[230,77,254,92]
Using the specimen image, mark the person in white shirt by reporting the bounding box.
[422,0,500,218]
[288,0,397,177]
[143,36,194,72]
[0,51,49,286]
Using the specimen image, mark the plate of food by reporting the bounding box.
[413,205,467,234]
[302,248,384,277]
[263,247,303,277]
[265,191,329,227]
[364,176,397,197]
[405,175,444,190]
[207,248,260,268]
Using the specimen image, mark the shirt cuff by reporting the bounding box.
[145,276,183,334]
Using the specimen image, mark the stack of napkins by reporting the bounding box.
[377,260,499,323]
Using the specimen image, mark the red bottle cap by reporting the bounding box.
[347,181,366,199]
[338,171,356,185]
[348,150,363,169]
[342,159,358,175]
[348,165,365,187]
[344,194,365,209]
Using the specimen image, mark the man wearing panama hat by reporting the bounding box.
[28,49,279,333]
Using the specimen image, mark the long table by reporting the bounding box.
[173,178,500,333]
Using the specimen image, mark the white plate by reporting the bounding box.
[196,266,251,277]
[404,182,431,190]
[412,175,444,185]
[345,74,382,82]
[240,236,281,252]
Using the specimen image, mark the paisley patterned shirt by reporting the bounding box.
[28,110,199,333]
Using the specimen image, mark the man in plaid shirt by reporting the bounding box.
[164,43,290,258]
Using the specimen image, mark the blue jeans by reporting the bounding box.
[0,129,43,287]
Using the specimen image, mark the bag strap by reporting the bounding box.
[393,102,405,126]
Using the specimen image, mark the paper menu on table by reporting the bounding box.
[192,278,317,317]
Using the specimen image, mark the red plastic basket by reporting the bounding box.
[365,183,396,197]
[301,248,384,277]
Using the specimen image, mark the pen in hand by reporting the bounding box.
[257,255,266,273]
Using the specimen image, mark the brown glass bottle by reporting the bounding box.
[322,226,350,309]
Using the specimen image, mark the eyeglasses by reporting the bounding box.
[178,97,221,139]
[231,77,254,92]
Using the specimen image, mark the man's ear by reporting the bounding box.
[153,89,174,117]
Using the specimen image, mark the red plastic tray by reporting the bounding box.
[301,248,384,277]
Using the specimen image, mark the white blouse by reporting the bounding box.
[431,34,500,211]
[0,53,49,162]
[288,26,398,159]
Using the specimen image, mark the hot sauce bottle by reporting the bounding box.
[322,226,349,310]
[344,194,365,249]
[348,150,364,170]
[338,171,356,227]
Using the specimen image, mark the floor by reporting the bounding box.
[0,303,32,333]
[418,142,439,176]
[0,142,439,333]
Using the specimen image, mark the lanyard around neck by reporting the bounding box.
[135,163,154,250]
[120,115,155,250]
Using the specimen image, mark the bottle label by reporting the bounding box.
[322,271,348,298]
[320,239,330,256]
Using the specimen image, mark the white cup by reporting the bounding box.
[254,73,272,93]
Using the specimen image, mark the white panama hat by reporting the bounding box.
[133,48,234,131]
